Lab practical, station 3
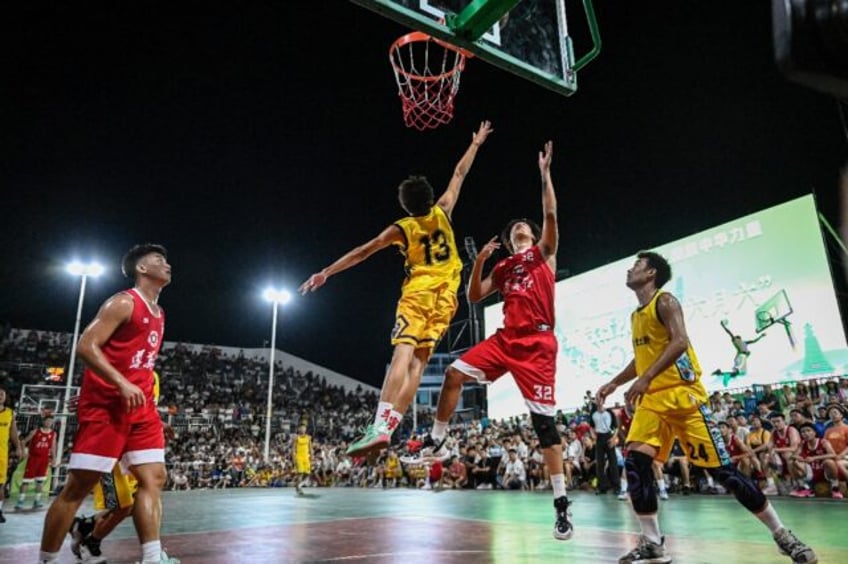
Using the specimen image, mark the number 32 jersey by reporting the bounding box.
[394,205,462,294]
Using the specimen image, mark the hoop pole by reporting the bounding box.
[573,0,602,73]
[53,274,88,490]
[264,301,278,463]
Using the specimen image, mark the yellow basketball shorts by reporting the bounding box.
[296,457,311,474]
[391,288,458,348]
[93,464,137,511]
[0,451,7,484]
[626,388,731,469]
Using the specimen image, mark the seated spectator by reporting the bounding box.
[444,455,467,489]
[502,449,526,490]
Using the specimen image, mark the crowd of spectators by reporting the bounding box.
[2,327,847,500]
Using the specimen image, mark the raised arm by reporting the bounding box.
[299,225,404,294]
[537,141,558,270]
[720,318,734,338]
[467,236,500,303]
[436,120,493,218]
[77,293,147,413]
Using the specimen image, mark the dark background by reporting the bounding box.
[2,1,846,388]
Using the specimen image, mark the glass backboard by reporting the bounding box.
[351,0,600,97]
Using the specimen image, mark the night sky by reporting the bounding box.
[2,2,846,389]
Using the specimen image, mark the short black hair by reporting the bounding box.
[798,422,816,432]
[637,251,672,288]
[121,243,168,280]
[500,218,542,254]
[398,175,434,216]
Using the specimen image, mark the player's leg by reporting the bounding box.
[129,462,167,562]
[677,407,817,563]
[409,330,507,462]
[619,404,672,564]
[16,479,31,509]
[393,345,434,417]
[40,418,123,562]
[125,412,169,564]
[346,343,415,459]
[533,411,572,540]
[32,478,47,508]
[823,460,842,499]
[353,289,455,456]
[39,469,103,559]
[506,331,571,540]
[73,464,137,561]
[391,288,458,443]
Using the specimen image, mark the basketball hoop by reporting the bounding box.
[389,31,473,131]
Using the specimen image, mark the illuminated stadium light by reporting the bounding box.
[66,260,105,277]
[263,287,292,305]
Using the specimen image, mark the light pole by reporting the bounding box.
[262,286,292,463]
[55,260,104,488]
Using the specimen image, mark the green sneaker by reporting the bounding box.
[346,423,390,458]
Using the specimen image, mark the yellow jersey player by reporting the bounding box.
[70,371,179,563]
[293,424,312,495]
[597,252,816,564]
[0,386,24,523]
[300,120,493,457]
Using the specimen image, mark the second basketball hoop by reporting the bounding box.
[389,31,473,131]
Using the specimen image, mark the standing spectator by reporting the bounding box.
[590,398,618,494]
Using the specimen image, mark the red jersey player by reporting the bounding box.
[39,243,174,564]
[412,141,573,541]
[15,415,56,510]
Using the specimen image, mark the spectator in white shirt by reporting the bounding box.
[503,449,527,490]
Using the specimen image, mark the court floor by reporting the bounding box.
[1,488,845,563]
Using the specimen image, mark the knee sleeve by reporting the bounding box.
[716,465,767,513]
[626,451,658,514]
[531,412,560,448]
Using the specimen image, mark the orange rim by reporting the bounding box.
[389,31,473,82]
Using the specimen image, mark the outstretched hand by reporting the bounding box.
[477,236,501,261]
[538,140,553,173]
[473,120,494,146]
[299,272,327,295]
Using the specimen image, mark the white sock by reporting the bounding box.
[657,478,667,492]
[831,479,840,489]
[386,410,403,434]
[0,499,4,510]
[636,514,662,544]
[39,551,60,563]
[431,419,449,441]
[706,475,715,488]
[755,503,784,533]
[141,540,161,563]
[766,476,775,487]
[551,473,567,499]
[374,402,393,426]
[35,491,43,502]
[620,476,628,493]
[17,492,26,504]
